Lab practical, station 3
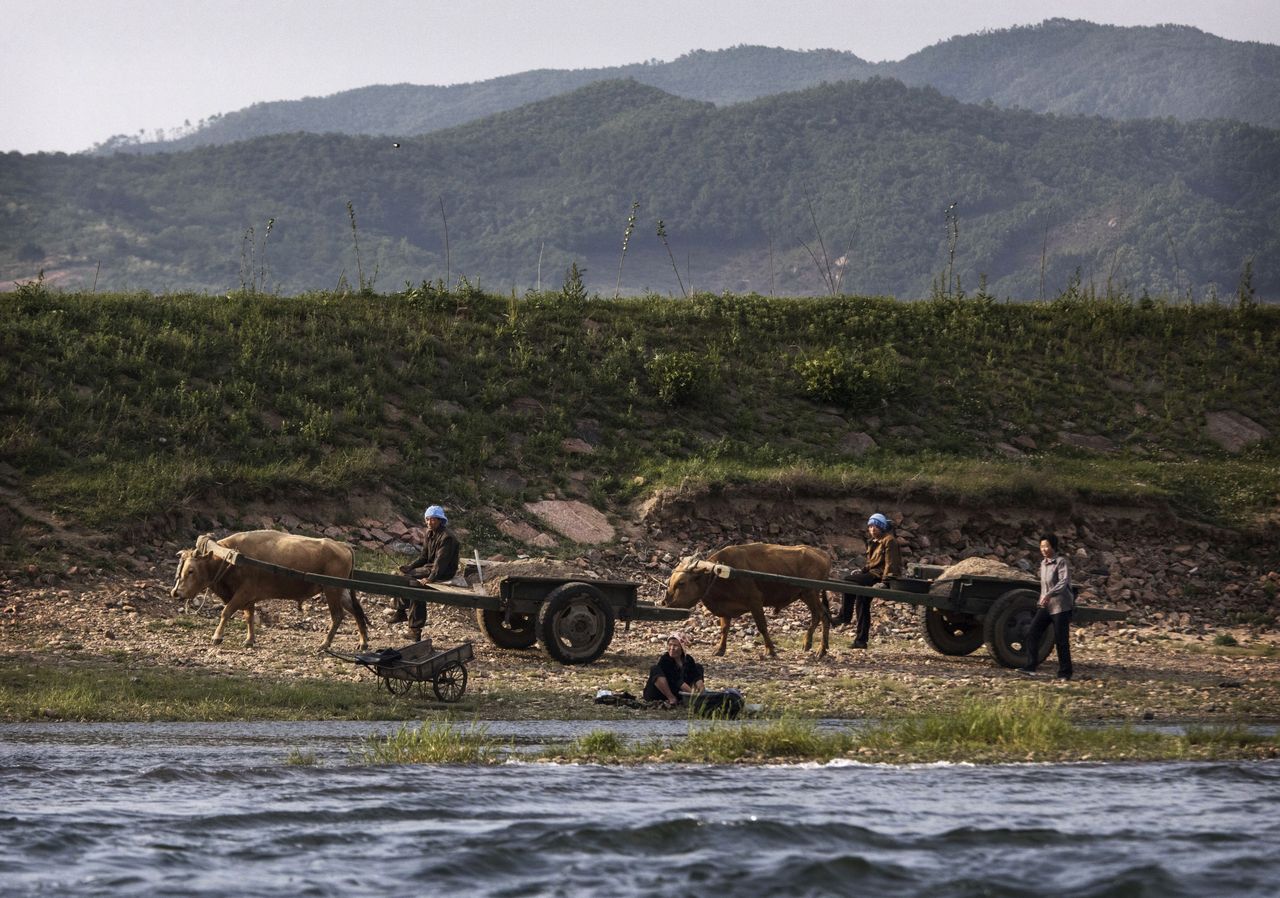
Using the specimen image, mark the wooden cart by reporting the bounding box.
[701,560,1126,667]
[197,543,688,666]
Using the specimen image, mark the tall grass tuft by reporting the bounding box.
[360,721,506,764]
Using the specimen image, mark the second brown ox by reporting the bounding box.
[663,542,833,657]
[170,530,370,650]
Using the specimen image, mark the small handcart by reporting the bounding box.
[345,639,474,702]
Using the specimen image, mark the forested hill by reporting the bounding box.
[891,19,1280,125]
[91,20,1280,155]
[6,78,1279,298]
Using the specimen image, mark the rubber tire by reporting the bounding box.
[536,582,616,665]
[983,588,1054,668]
[383,676,413,696]
[432,661,468,702]
[475,608,538,649]
[920,607,984,656]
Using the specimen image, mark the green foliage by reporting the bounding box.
[1213,633,1239,647]
[7,75,1279,299]
[1,288,1277,544]
[795,345,903,408]
[360,721,506,764]
[645,350,707,406]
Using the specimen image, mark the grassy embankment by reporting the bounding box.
[2,283,1277,564]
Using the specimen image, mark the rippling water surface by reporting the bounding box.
[2,721,1278,897]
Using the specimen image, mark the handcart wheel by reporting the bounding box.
[432,661,468,702]
[383,676,413,696]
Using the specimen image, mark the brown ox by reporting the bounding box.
[663,542,832,658]
[170,530,370,650]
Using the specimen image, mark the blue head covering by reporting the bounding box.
[867,513,891,532]
[423,505,448,525]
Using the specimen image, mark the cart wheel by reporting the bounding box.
[537,582,615,665]
[983,589,1054,668]
[432,661,468,702]
[921,607,984,656]
[383,676,413,696]
[475,608,538,649]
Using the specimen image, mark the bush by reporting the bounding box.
[646,351,707,406]
[795,345,903,408]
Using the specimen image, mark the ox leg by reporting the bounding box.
[749,605,778,657]
[802,592,829,658]
[320,589,344,651]
[243,605,256,647]
[212,592,254,646]
[716,617,731,656]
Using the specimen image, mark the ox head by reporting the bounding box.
[661,555,717,608]
[169,535,220,602]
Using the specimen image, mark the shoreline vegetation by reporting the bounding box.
[4,655,1278,764]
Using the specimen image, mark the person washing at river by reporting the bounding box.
[389,504,460,642]
[836,513,903,648]
[643,632,705,707]
[1018,533,1074,681]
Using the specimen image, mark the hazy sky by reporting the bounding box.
[3,0,1278,154]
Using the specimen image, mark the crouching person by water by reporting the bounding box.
[389,504,460,642]
[643,633,705,708]
[1019,533,1074,681]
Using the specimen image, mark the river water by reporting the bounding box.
[2,720,1278,897]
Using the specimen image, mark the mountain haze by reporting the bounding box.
[7,77,1277,299]
[92,20,1280,155]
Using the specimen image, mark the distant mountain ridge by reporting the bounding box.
[90,19,1280,155]
[10,77,1277,299]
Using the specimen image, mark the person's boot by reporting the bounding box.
[407,628,422,643]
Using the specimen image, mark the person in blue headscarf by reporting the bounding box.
[389,504,460,642]
[835,512,903,648]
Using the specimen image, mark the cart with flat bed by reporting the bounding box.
[698,560,1126,667]
[196,541,688,666]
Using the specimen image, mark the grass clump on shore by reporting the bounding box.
[360,720,506,764]
[0,657,402,722]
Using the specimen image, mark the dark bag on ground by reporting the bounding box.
[687,689,744,719]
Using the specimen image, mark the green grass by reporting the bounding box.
[360,720,507,764]
[534,696,1280,765]
[2,289,1279,559]
[0,657,406,721]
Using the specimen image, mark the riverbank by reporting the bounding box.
[3,566,1278,734]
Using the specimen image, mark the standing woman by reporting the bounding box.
[1020,533,1074,680]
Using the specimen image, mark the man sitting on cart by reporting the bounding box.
[389,504,460,642]
[643,632,705,708]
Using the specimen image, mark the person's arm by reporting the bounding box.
[884,536,903,579]
[1044,557,1071,606]
[681,659,706,694]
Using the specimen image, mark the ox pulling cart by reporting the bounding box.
[195,542,688,665]
[699,561,1126,668]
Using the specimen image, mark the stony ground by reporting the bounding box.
[3,553,1278,724]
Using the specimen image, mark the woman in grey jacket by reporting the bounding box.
[1019,533,1074,680]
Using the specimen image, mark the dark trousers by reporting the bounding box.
[840,571,878,644]
[393,595,427,629]
[1025,608,1072,677]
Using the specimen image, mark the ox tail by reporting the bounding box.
[343,587,369,631]
[821,590,834,624]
